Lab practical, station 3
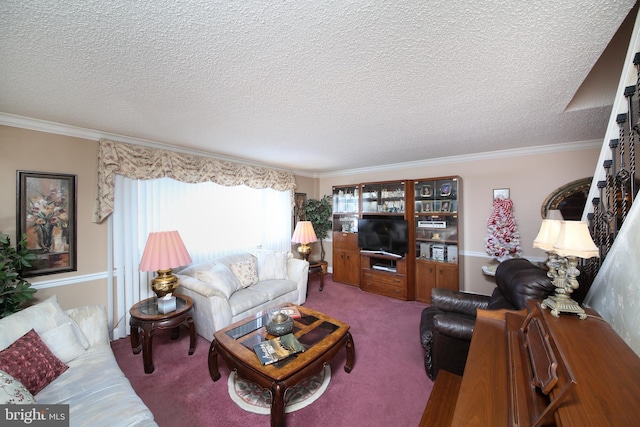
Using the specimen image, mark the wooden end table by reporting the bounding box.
[209,305,355,427]
[308,261,325,292]
[129,294,196,374]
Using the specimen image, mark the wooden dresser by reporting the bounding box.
[420,301,640,426]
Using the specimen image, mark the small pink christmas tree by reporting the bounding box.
[485,197,522,262]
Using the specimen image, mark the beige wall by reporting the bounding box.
[319,146,600,295]
[0,126,109,310]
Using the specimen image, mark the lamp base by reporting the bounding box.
[151,269,180,298]
[297,244,312,262]
[541,294,587,320]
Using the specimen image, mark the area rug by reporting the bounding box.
[227,366,331,414]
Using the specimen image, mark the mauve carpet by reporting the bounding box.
[111,274,433,426]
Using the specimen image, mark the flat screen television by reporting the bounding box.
[357,218,409,256]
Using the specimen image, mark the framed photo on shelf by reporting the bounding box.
[440,200,451,212]
[420,185,432,197]
[17,171,77,277]
[440,183,452,197]
[422,201,432,212]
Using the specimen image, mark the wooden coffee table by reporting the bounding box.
[209,305,355,427]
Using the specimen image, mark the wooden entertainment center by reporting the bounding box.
[332,176,461,301]
[360,252,409,299]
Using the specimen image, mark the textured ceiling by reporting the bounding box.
[0,0,636,174]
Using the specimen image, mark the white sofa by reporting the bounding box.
[177,250,309,340]
[0,295,156,427]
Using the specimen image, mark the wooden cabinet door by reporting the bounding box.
[332,249,346,283]
[435,262,458,292]
[342,250,360,286]
[332,232,360,286]
[415,260,458,303]
[333,249,360,286]
[416,260,436,303]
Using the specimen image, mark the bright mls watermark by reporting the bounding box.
[1,405,69,426]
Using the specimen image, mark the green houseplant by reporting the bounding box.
[0,232,36,318]
[302,195,332,263]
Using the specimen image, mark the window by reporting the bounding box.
[110,175,292,338]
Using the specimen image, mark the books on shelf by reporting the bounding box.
[268,306,302,319]
[253,333,306,365]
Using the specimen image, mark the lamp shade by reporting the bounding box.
[546,209,564,220]
[533,219,562,251]
[291,221,317,244]
[553,221,599,259]
[139,231,192,272]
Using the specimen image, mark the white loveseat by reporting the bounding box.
[0,295,156,427]
[177,250,309,340]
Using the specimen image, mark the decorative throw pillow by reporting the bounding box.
[229,260,259,288]
[0,329,68,395]
[40,322,87,363]
[0,295,89,352]
[249,249,290,281]
[0,370,36,404]
[196,264,243,298]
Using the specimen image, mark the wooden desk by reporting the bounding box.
[427,302,640,426]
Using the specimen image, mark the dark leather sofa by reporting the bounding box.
[419,258,555,380]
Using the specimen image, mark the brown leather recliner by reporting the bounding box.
[419,258,555,380]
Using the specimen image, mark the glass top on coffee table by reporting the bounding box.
[224,307,341,368]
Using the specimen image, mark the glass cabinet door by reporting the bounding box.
[414,178,458,214]
[332,185,359,232]
[361,181,405,215]
[414,177,459,263]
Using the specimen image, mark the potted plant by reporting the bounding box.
[0,232,36,318]
[302,195,332,271]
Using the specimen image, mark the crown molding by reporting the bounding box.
[317,139,602,178]
[0,112,295,173]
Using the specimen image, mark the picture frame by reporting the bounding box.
[440,183,452,197]
[493,188,510,200]
[422,201,432,212]
[294,192,307,226]
[421,185,432,197]
[440,200,451,212]
[17,171,77,277]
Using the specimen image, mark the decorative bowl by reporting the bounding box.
[265,311,294,336]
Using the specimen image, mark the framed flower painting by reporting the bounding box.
[17,171,77,277]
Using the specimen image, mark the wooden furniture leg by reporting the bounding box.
[270,382,286,427]
[344,332,355,373]
[141,323,155,374]
[208,340,221,381]
[187,317,196,355]
[130,325,142,354]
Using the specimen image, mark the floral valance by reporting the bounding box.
[93,139,297,223]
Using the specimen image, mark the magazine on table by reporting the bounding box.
[253,333,306,365]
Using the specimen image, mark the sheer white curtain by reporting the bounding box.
[110,176,292,339]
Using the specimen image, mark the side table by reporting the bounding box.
[308,261,325,293]
[129,294,196,374]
